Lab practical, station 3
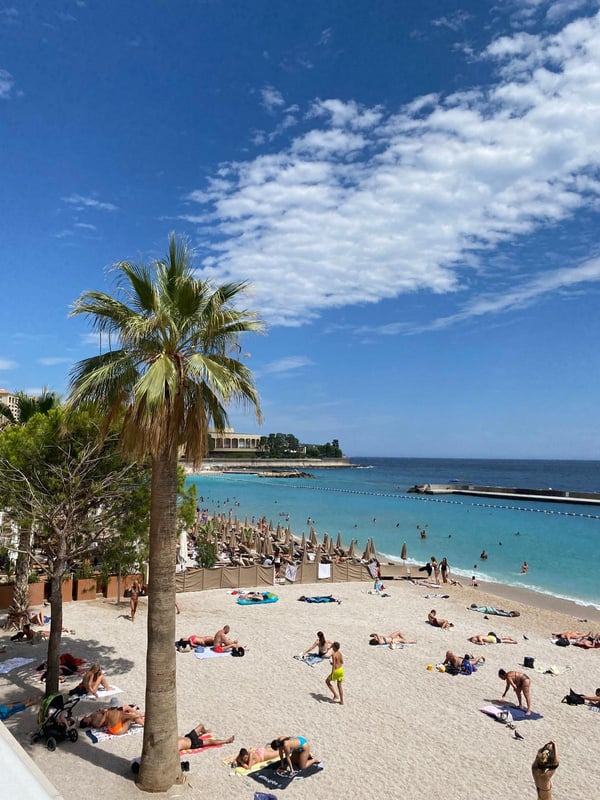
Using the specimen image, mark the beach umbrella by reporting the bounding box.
[328,537,335,556]
[314,544,322,564]
[335,532,343,550]
[322,532,329,550]
[244,516,249,528]
[268,520,274,532]
[302,542,311,564]
[309,528,317,547]
[276,522,282,537]
[285,527,292,544]
[228,528,237,551]
[348,540,356,560]
[263,535,274,558]
[401,542,407,562]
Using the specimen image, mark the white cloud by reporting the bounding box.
[186,11,600,328]
[62,194,118,211]
[38,357,71,366]
[431,11,472,31]
[257,356,314,376]
[0,359,17,370]
[0,68,15,99]
[74,222,97,230]
[261,85,285,112]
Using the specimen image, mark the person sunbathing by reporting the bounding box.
[235,744,280,768]
[443,650,485,669]
[178,723,234,751]
[552,630,600,648]
[428,610,453,629]
[580,688,600,705]
[176,634,214,651]
[10,623,50,642]
[551,630,586,640]
[469,633,517,645]
[0,695,38,720]
[81,705,145,734]
[302,631,334,658]
[369,631,416,648]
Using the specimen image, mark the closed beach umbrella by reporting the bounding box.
[268,520,274,532]
[336,532,343,550]
[328,537,335,556]
[401,542,407,562]
[264,535,274,558]
[228,528,237,551]
[322,532,329,550]
[348,540,356,560]
[302,542,311,564]
[314,544,322,564]
[309,528,318,547]
[276,522,282,538]
[285,526,292,544]
[300,532,306,550]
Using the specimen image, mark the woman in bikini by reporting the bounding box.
[498,668,532,715]
[235,743,280,768]
[81,664,114,697]
[270,736,317,774]
[129,580,141,622]
[369,631,416,648]
[302,631,333,658]
[428,610,453,629]
[82,705,145,735]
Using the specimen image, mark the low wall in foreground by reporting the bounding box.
[175,562,373,592]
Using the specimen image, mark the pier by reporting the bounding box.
[407,483,600,506]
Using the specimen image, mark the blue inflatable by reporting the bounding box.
[236,592,279,606]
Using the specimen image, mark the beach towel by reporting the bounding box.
[373,642,413,650]
[480,704,543,721]
[297,595,341,604]
[249,761,324,790]
[85,685,123,700]
[293,654,327,667]
[194,647,231,660]
[254,793,277,800]
[589,705,600,713]
[85,723,144,744]
[469,604,520,617]
[424,593,450,599]
[0,657,35,674]
[285,564,298,582]
[317,563,331,580]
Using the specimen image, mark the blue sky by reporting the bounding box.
[2,0,600,459]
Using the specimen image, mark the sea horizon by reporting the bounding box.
[187,455,600,610]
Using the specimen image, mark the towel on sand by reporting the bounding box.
[86,723,144,743]
[0,657,35,674]
[194,648,231,660]
[249,761,324,790]
[293,654,327,667]
[85,685,123,700]
[223,754,279,775]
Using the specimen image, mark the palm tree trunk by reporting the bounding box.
[13,525,33,615]
[137,453,182,792]
[45,566,65,696]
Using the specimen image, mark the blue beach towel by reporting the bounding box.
[250,761,324,790]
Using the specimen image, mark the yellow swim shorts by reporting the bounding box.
[329,667,344,682]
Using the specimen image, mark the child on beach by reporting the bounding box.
[325,641,344,704]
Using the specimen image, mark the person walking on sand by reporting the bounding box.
[326,641,344,704]
[431,556,441,583]
[532,740,558,799]
[440,557,450,584]
[130,580,140,622]
[499,668,532,715]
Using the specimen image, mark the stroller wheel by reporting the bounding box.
[68,729,78,743]
[31,732,41,744]
[46,737,57,752]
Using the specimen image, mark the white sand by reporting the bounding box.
[2,580,600,799]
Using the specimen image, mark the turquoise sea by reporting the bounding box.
[186,457,600,609]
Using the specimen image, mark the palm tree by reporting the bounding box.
[0,388,60,615]
[68,234,263,792]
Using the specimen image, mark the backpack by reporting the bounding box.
[562,688,585,705]
[555,637,570,647]
[231,646,245,657]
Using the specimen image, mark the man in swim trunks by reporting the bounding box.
[532,740,558,799]
[178,722,234,751]
[498,668,532,715]
[326,641,344,704]
[469,633,517,644]
[212,624,238,653]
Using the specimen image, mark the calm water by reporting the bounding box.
[187,457,600,609]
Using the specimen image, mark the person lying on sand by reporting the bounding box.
[235,744,280,768]
[532,740,558,799]
[369,631,416,648]
[175,634,214,651]
[428,610,453,629]
[178,723,234,751]
[81,705,145,734]
[469,633,518,645]
[0,695,38,720]
[443,650,485,669]
[553,631,600,648]
[579,688,600,706]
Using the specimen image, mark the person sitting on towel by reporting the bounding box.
[212,624,239,653]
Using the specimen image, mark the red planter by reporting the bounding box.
[74,577,97,601]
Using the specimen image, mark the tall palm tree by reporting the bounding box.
[0,388,60,614]
[68,234,263,792]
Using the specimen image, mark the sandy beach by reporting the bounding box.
[2,578,600,800]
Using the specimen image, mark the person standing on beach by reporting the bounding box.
[431,557,440,583]
[326,641,344,704]
[499,669,532,715]
[440,557,450,584]
[532,740,558,799]
[130,580,140,622]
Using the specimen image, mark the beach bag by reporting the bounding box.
[231,646,245,657]
[555,637,570,647]
[562,689,585,705]
[524,656,535,668]
[461,659,475,675]
[497,710,513,724]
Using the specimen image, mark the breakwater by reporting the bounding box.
[408,483,600,505]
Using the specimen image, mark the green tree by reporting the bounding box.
[68,233,263,792]
[0,388,60,616]
[0,407,149,695]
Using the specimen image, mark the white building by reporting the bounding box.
[0,388,19,424]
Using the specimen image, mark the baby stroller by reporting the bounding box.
[31,692,80,751]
